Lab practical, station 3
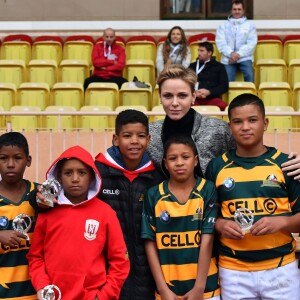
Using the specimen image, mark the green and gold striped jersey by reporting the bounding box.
[0,179,38,299]
[141,176,220,299]
[206,147,300,271]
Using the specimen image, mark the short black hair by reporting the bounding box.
[0,132,29,156]
[115,109,149,135]
[228,93,265,120]
[198,41,214,54]
[232,0,245,9]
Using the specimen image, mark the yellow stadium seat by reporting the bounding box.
[1,35,32,65]
[28,59,58,88]
[288,59,300,89]
[119,82,152,110]
[126,36,156,63]
[192,105,222,119]
[255,59,287,87]
[85,82,119,109]
[0,59,26,87]
[152,84,160,108]
[150,105,165,122]
[258,82,291,106]
[10,105,41,131]
[0,83,17,110]
[51,82,84,110]
[44,105,77,131]
[0,106,5,128]
[32,36,63,65]
[79,105,113,131]
[292,82,300,111]
[227,82,257,104]
[123,59,156,88]
[17,82,50,110]
[59,59,89,84]
[265,106,295,132]
[283,36,300,66]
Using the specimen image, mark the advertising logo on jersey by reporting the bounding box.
[261,174,282,188]
[84,219,99,241]
[192,207,203,221]
[160,210,171,224]
[223,177,235,190]
[0,216,8,229]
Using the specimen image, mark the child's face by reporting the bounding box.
[0,145,31,184]
[113,123,150,171]
[58,159,93,204]
[164,143,198,182]
[229,104,268,151]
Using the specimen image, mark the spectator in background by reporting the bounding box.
[189,41,228,111]
[84,28,127,90]
[216,0,257,82]
[156,26,191,76]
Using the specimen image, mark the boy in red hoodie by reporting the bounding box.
[27,146,129,300]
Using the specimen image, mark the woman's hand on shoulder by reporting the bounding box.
[281,152,300,180]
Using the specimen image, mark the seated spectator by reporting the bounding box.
[189,41,228,111]
[156,26,191,76]
[84,28,127,90]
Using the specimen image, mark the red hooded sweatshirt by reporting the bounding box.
[27,146,130,300]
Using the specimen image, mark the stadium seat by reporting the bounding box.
[95,36,126,49]
[59,59,89,84]
[0,106,5,128]
[17,82,50,110]
[10,105,41,131]
[258,82,291,106]
[63,35,94,69]
[51,82,84,110]
[152,84,160,108]
[255,59,287,87]
[28,59,58,88]
[150,105,165,122]
[0,83,17,110]
[292,82,300,111]
[123,59,156,88]
[85,82,119,109]
[157,36,166,47]
[192,105,222,119]
[288,59,300,89]
[1,34,32,65]
[283,35,300,65]
[265,106,295,132]
[32,36,63,64]
[0,59,26,87]
[227,82,257,104]
[119,82,152,110]
[126,35,156,63]
[79,105,113,131]
[115,105,148,113]
[254,35,283,63]
[44,105,77,131]
[188,33,220,62]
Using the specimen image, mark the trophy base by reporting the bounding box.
[241,227,252,234]
[37,198,54,207]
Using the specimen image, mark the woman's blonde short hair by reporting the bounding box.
[157,64,197,94]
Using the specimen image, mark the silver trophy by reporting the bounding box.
[37,179,62,207]
[234,208,254,233]
[12,213,32,240]
[41,285,61,300]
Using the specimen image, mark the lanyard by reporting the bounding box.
[103,41,111,58]
[169,44,181,57]
[196,59,210,74]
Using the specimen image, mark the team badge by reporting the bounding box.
[160,210,171,224]
[84,219,99,241]
[192,207,203,221]
[223,177,235,190]
[261,174,281,188]
[0,216,8,229]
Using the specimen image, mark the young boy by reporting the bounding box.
[141,134,220,300]
[206,93,300,300]
[95,109,165,300]
[27,145,130,299]
[0,132,38,299]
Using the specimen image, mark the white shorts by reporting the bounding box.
[219,261,300,300]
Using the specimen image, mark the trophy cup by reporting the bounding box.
[37,179,62,207]
[12,213,32,240]
[41,285,61,300]
[234,208,254,233]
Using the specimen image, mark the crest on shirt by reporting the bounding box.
[261,174,281,188]
[0,216,8,229]
[192,207,203,221]
[223,177,235,190]
[84,219,99,241]
[160,210,171,224]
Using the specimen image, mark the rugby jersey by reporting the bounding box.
[0,179,38,299]
[206,147,300,271]
[141,176,220,299]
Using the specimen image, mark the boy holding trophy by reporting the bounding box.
[206,93,300,299]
